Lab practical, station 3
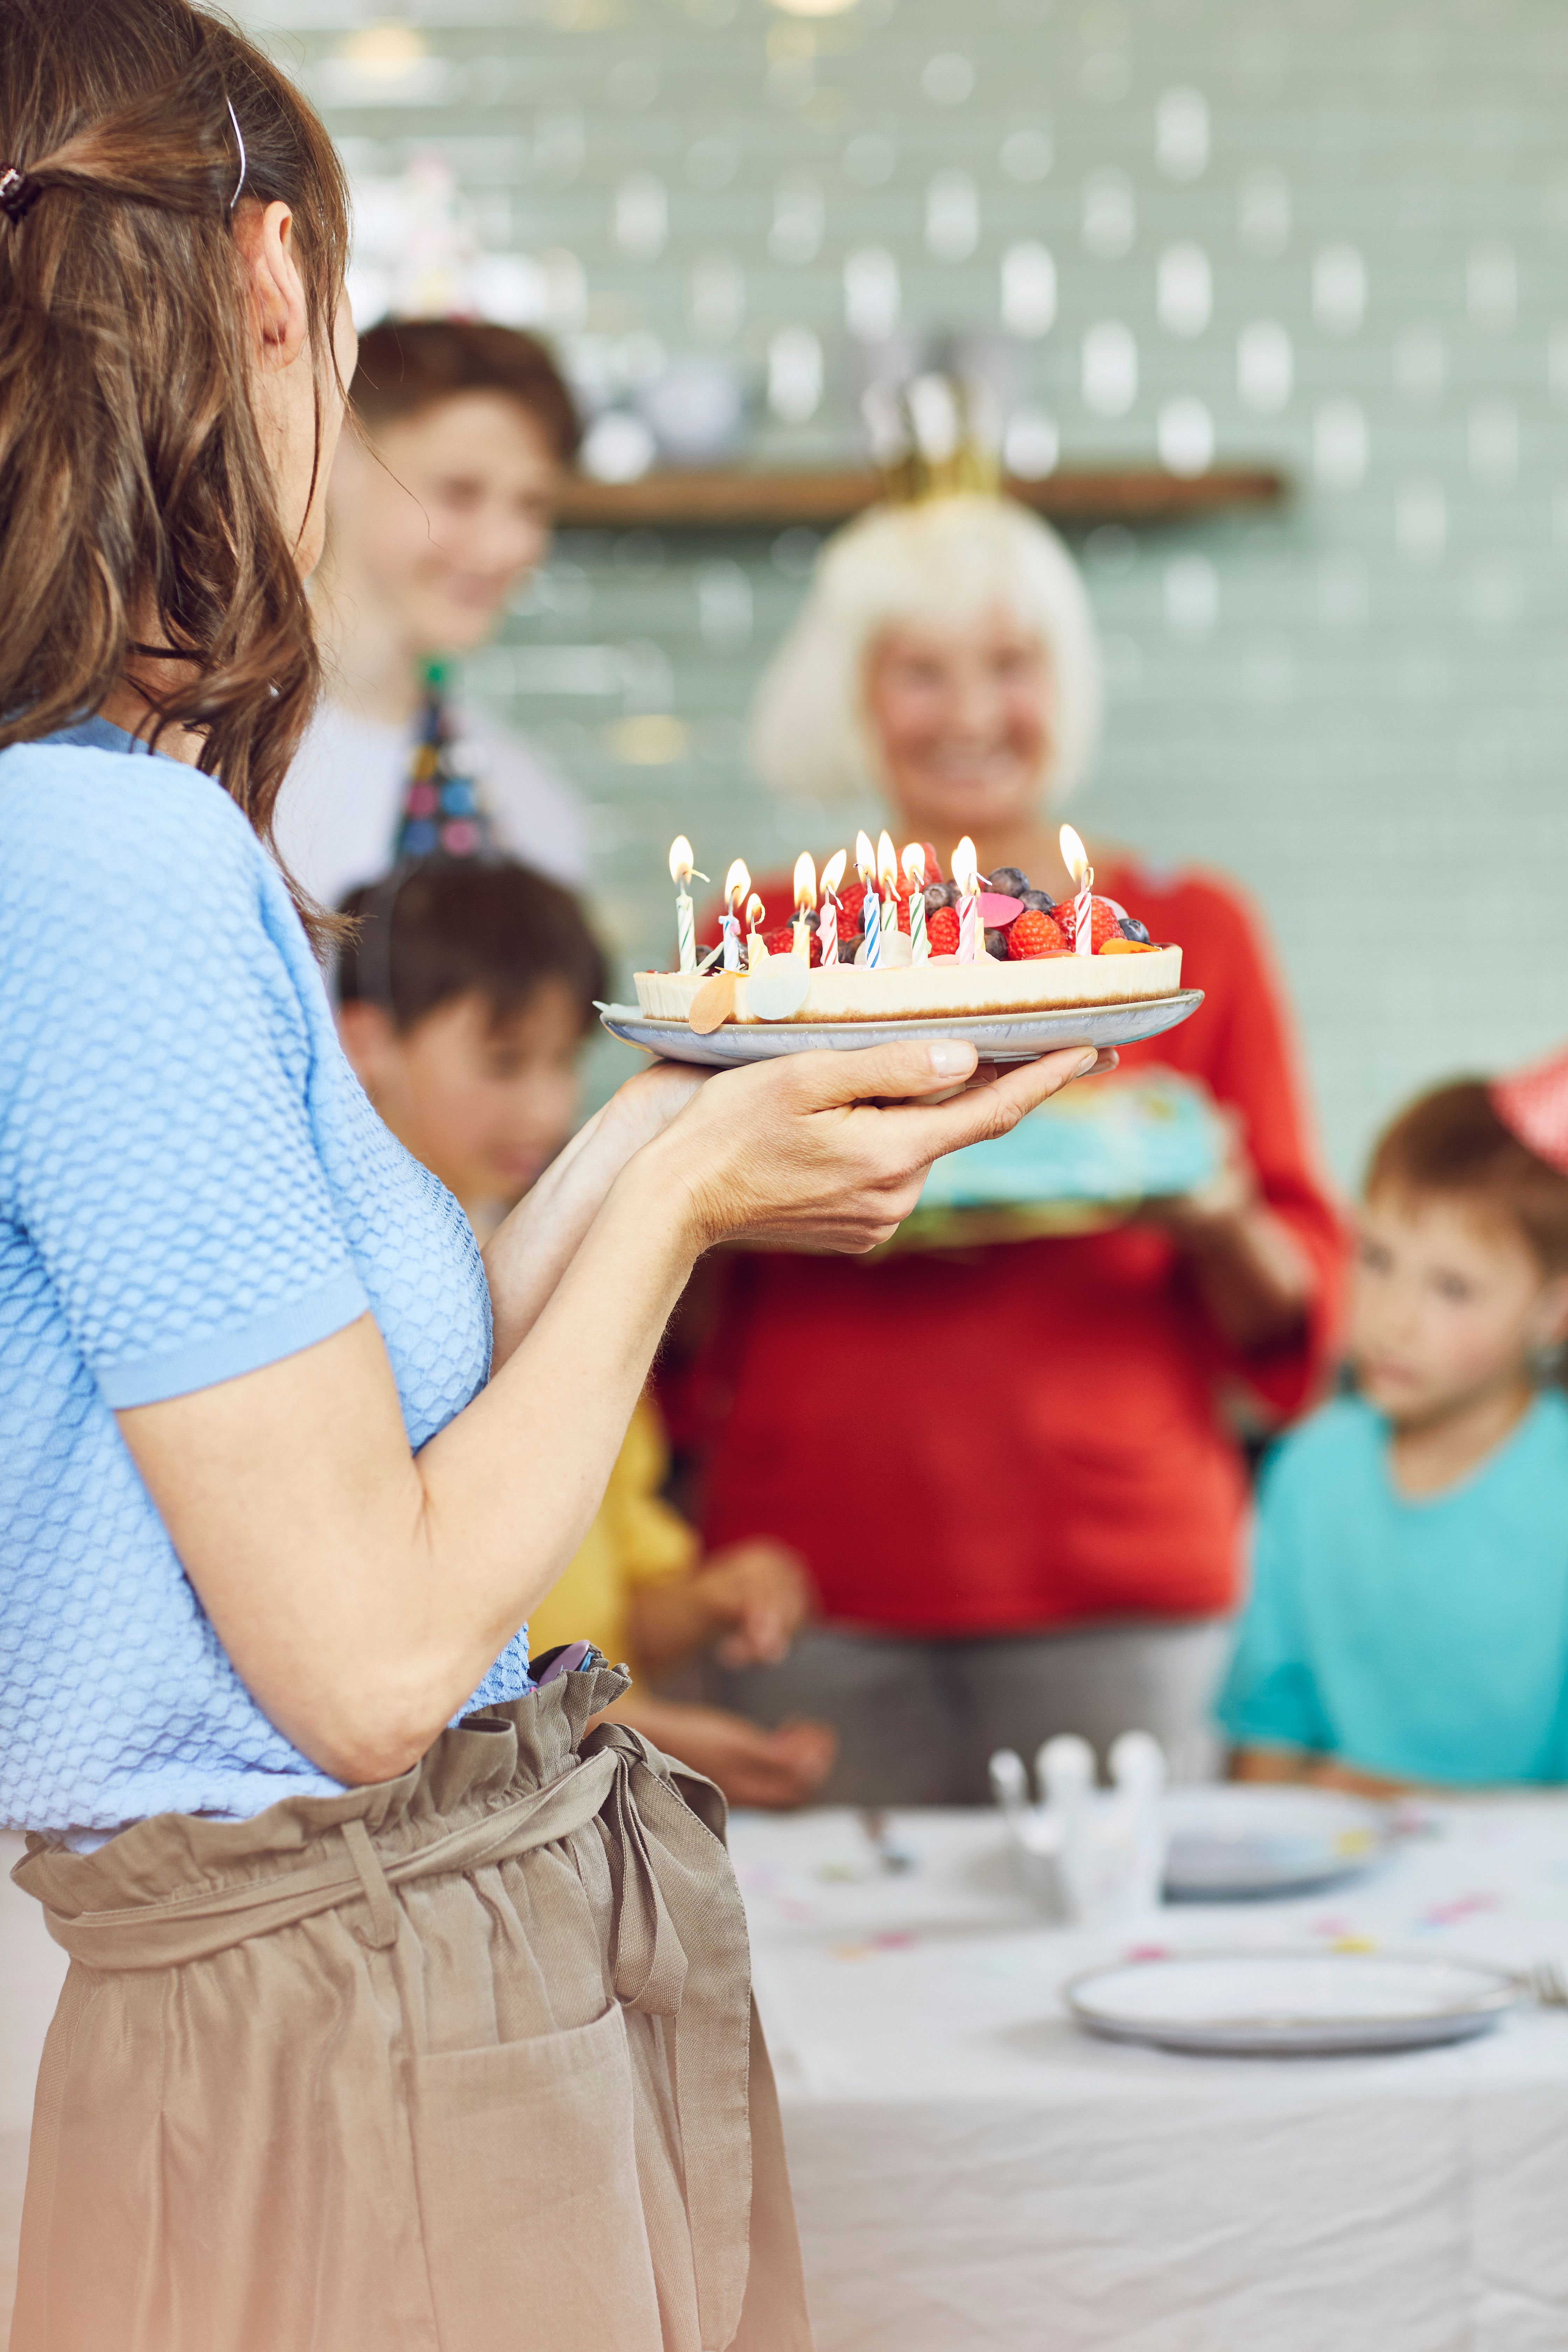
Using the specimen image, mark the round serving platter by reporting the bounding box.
[598,988,1204,1070]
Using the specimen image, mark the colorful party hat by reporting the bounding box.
[1489,1044,1568,1176]
[391,663,500,869]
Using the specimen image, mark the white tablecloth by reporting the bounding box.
[731,1801,1568,2352]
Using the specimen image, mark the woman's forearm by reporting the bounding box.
[483,1108,635,1368]
[484,1065,709,1367]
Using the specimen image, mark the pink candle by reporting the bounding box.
[1060,824,1095,959]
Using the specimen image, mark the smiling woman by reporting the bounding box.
[670,491,1346,1800]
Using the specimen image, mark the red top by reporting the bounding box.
[659,856,1346,1634]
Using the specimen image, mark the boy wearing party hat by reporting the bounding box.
[1219,1049,1568,1791]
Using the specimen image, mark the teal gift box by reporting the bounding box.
[895,1069,1226,1249]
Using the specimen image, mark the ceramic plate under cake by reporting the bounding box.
[597,990,1204,1070]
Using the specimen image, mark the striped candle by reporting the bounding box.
[903,845,929,962]
[818,848,847,967]
[953,835,980,964]
[855,830,881,966]
[1060,823,1095,959]
[877,830,900,959]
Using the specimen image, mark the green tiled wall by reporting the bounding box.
[241,0,1568,1183]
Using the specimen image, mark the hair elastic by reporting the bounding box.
[225,95,246,211]
[0,163,37,224]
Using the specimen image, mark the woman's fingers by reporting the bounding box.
[783,1035,981,1109]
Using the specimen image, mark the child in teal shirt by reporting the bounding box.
[1218,1062,1568,1789]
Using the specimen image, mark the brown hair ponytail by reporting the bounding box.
[0,0,349,938]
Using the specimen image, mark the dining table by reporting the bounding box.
[730,1797,1568,2352]
[4,1800,1568,2348]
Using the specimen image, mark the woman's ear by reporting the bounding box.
[232,198,308,369]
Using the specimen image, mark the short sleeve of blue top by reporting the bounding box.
[1216,1391,1568,1785]
[0,723,530,1841]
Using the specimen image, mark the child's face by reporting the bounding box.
[327,391,560,657]
[1351,1182,1568,1427]
[342,979,582,1219]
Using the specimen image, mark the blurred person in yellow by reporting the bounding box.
[336,853,837,1807]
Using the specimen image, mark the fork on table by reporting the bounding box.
[1519,1959,1568,2007]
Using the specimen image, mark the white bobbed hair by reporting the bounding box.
[750,493,1104,808]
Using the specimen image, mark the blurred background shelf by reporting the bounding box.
[554,466,1290,534]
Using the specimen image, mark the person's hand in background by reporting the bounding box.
[1142,1096,1317,1352]
[632,1538,815,1676]
[596,1693,836,1809]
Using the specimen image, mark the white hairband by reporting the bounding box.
[225,94,246,211]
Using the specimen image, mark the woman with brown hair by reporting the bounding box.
[0,6,1099,2345]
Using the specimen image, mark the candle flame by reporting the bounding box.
[901,842,926,889]
[877,829,899,895]
[855,828,877,884]
[745,893,765,930]
[1059,823,1090,890]
[820,847,848,898]
[952,836,979,895]
[793,851,817,913]
[669,835,694,884]
[724,858,751,909]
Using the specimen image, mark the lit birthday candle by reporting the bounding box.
[877,830,900,959]
[792,851,817,960]
[746,893,767,967]
[669,835,705,973]
[953,835,980,962]
[722,859,750,971]
[1059,823,1094,958]
[856,828,881,967]
[902,843,928,962]
[818,848,847,967]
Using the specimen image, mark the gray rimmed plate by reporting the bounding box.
[1065,1950,1520,2058]
[1163,1785,1391,1903]
[597,989,1204,1070]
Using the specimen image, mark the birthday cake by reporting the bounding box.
[635,830,1182,1029]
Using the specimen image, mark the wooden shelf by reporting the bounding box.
[554,464,1289,533]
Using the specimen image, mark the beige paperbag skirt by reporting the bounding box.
[9,1661,812,2352]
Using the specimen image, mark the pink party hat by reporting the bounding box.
[1489,1045,1568,1176]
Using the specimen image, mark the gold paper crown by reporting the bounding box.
[862,372,1002,504]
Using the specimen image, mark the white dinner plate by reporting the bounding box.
[1065,1951,1520,2057]
[1163,1785,1390,1903]
[597,990,1204,1070]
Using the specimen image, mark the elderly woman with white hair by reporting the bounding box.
[666,494,1343,1801]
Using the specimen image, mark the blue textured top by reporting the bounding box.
[1217,1391,1568,1785]
[0,721,530,1841]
